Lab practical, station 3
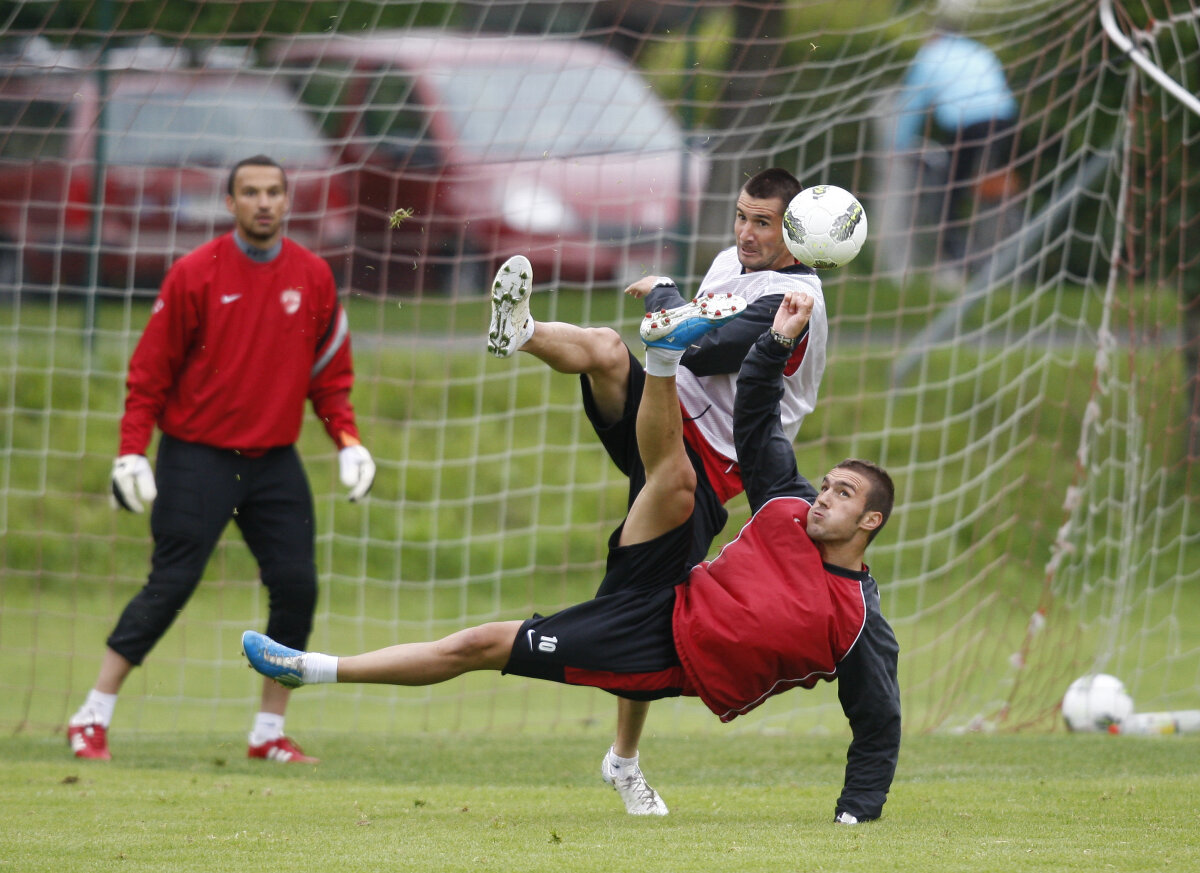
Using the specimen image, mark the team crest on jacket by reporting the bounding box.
[280,288,302,315]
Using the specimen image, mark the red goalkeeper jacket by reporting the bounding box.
[119,233,359,456]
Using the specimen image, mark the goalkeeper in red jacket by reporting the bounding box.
[68,155,375,765]
[243,288,901,822]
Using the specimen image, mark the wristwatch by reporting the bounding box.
[769,328,797,350]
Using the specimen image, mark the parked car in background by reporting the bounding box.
[0,43,353,296]
[270,31,707,296]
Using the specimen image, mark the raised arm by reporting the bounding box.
[733,290,819,512]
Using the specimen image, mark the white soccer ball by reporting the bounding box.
[782,184,868,269]
[1061,673,1134,733]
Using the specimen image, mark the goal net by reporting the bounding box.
[1,0,1197,739]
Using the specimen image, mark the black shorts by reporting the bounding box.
[580,348,729,572]
[503,517,695,700]
[106,434,317,664]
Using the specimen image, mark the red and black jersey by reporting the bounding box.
[673,499,869,721]
[724,331,901,822]
[119,233,359,455]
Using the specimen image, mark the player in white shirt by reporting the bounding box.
[487,167,828,815]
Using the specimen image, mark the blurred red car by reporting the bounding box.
[0,56,353,295]
[271,31,708,296]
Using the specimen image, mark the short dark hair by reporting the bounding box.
[741,167,802,209]
[227,155,287,196]
[836,458,895,544]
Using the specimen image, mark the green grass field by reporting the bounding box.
[3,732,1197,872]
[3,283,1199,871]
[5,283,1197,736]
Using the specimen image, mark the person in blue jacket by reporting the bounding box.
[893,11,1018,269]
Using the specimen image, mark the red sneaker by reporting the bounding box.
[247,736,319,764]
[68,720,112,760]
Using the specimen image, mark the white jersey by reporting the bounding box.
[677,246,827,461]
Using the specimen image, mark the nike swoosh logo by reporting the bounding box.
[527,629,536,650]
[221,294,242,304]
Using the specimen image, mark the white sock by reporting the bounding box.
[304,652,339,684]
[249,712,285,746]
[608,746,639,772]
[519,318,535,348]
[71,689,118,728]
[644,347,684,377]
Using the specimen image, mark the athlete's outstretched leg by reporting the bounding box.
[242,621,524,688]
[488,255,631,424]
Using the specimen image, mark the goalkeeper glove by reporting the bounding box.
[110,454,157,513]
[338,444,376,502]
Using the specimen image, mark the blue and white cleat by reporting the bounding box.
[639,292,747,350]
[242,631,306,688]
[487,255,534,358]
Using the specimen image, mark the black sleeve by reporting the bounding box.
[678,296,779,376]
[834,604,902,822]
[643,281,782,377]
[733,331,818,513]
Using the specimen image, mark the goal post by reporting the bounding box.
[1,0,1197,739]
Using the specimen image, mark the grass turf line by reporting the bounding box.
[2,732,1197,873]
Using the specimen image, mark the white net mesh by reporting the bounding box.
[1,0,1197,737]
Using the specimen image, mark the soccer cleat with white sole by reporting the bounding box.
[487,255,534,358]
[601,748,669,816]
[247,735,319,764]
[67,718,112,760]
[639,292,747,350]
[242,630,306,688]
